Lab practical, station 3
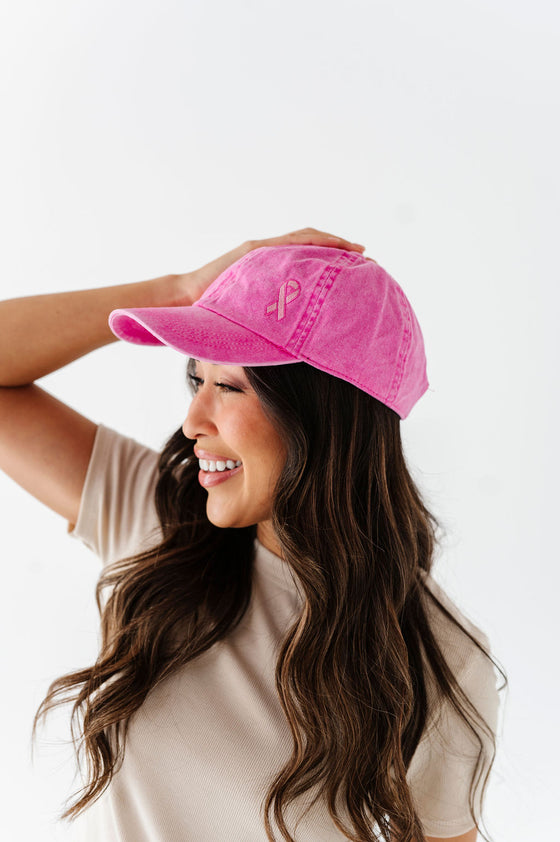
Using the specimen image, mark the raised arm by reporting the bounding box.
[0,229,365,527]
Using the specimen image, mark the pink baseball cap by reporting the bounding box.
[108,245,428,419]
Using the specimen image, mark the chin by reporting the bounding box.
[207,506,262,532]
[206,507,243,530]
[206,513,231,529]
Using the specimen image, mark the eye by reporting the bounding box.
[187,374,241,393]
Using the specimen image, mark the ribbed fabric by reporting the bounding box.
[66,424,500,841]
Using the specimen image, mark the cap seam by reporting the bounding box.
[197,303,300,359]
[288,250,360,356]
[386,285,412,407]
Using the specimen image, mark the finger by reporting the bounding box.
[290,229,365,250]
[257,230,366,252]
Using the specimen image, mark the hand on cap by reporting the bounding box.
[247,228,366,253]
[171,227,368,307]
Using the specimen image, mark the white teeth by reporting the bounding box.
[198,458,242,472]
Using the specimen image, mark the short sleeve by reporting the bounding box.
[407,633,500,837]
[67,423,163,567]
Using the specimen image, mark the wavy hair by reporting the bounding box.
[34,358,507,842]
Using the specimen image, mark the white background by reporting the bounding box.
[0,1,558,839]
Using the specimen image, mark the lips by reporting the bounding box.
[197,463,244,488]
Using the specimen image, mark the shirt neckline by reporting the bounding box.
[253,536,304,602]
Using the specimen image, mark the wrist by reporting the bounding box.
[144,273,192,308]
[164,272,206,308]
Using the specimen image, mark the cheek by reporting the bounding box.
[224,401,285,483]
[260,433,286,483]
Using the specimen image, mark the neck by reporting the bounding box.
[256,519,284,560]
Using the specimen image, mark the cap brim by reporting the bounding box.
[108,306,297,366]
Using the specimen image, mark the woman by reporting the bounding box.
[0,228,505,842]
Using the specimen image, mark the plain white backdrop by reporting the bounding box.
[0,1,557,839]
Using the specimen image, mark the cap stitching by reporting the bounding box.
[289,250,358,356]
[386,285,412,407]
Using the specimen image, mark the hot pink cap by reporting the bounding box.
[108,245,428,419]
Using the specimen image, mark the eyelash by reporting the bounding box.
[188,374,240,393]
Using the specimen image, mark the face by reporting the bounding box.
[182,360,286,556]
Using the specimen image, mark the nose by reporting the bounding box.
[182,391,218,441]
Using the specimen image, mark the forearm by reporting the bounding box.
[0,273,185,386]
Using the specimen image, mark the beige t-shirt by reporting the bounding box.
[67,423,500,841]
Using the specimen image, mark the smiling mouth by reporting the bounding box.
[197,463,244,488]
[198,458,242,472]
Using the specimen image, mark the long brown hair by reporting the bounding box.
[34,359,507,842]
